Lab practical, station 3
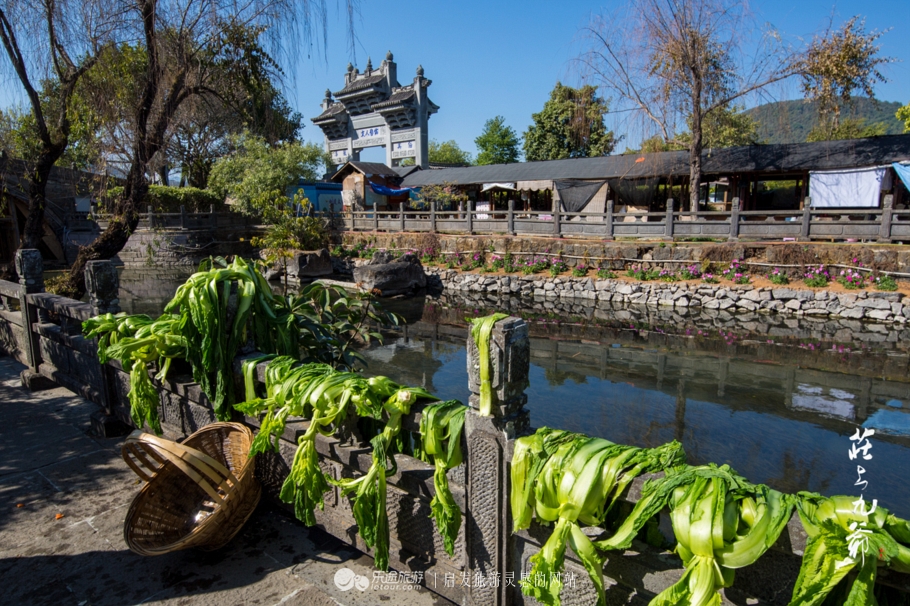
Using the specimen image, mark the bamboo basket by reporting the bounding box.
[121,422,261,555]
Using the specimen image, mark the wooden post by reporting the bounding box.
[665,198,675,239]
[467,201,474,235]
[728,197,740,241]
[507,199,515,236]
[430,201,437,233]
[373,202,379,232]
[605,199,614,240]
[800,197,812,241]
[879,194,894,243]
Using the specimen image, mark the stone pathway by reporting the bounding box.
[0,355,449,606]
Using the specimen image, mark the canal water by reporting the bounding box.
[113,268,910,517]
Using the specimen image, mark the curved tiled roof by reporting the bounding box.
[371,88,416,110]
[312,102,347,123]
[334,74,385,97]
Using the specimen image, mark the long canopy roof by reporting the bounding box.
[399,134,910,188]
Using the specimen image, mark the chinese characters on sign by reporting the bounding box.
[353,126,387,149]
[391,140,416,159]
[846,427,877,562]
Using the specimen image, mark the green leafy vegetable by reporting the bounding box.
[791,493,910,606]
[609,464,796,606]
[469,313,507,416]
[331,386,438,570]
[511,429,686,606]
[419,400,468,556]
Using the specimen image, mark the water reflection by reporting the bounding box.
[362,297,910,518]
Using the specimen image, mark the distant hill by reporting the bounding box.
[744,98,905,144]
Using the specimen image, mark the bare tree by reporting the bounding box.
[578,0,799,210]
[46,0,355,298]
[802,16,892,139]
[0,0,119,248]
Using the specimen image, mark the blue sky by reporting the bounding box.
[292,0,909,161]
[1,1,906,161]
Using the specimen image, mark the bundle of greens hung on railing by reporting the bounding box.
[236,356,454,571]
[510,427,686,606]
[83,256,400,435]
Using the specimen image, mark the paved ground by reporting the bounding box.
[0,355,450,606]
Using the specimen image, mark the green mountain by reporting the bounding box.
[744,98,905,144]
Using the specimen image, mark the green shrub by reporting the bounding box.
[107,185,226,213]
[874,274,898,291]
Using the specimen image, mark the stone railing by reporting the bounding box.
[2,248,909,604]
[335,195,910,243]
[93,205,252,232]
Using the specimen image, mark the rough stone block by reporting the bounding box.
[353,260,427,296]
[287,249,334,278]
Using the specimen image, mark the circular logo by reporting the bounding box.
[334,567,369,591]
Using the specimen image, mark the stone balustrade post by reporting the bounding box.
[15,249,44,376]
[180,204,187,229]
[85,260,121,316]
[467,201,474,235]
[553,200,561,236]
[15,249,56,392]
[665,198,675,239]
[605,199,614,240]
[800,197,812,241]
[507,199,515,236]
[373,202,379,232]
[430,201,437,233]
[210,203,217,230]
[147,205,154,229]
[879,194,894,243]
[728,197,741,241]
[463,316,530,606]
[84,260,128,435]
[399,204,406,232]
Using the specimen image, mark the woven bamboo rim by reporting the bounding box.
[121,422,261,555]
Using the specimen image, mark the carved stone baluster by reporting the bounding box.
[464,316,530,605]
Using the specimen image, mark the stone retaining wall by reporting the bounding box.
[339,232,910,274]
[426,267,910,325]
[114,227,262,267]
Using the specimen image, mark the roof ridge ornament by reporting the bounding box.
[366,57,372,72]
[416,64,424,77]
[346,62,353,73]
[386,50,393,61]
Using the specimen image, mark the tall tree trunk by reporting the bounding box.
[689,87,704,213]
[58,164,147,299]
[21,145,66,249]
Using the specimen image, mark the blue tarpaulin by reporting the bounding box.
[893,163,910,192]
[369,181,412,197]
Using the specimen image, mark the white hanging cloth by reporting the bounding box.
[809,167,886,208]
[481,183,516,192]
